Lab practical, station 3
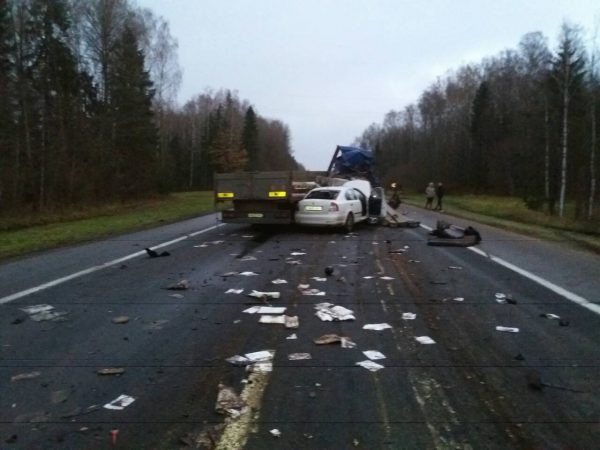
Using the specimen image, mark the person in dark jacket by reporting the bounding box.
[434,182,444,211]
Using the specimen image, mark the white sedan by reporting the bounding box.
[295,185,368,231]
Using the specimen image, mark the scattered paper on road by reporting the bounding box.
[315,303,355,321]
[21,304,68,322]
[244,306,286,314]
[244,350,275,362]
[97,368,125,376]
[402,313,416,320]
[356,360,384,372]
[225,289,244,294]
[363,350,386,360]
[226,355,250,366]
[239,271,259,276]
[167,279,189,290]
[311,277,327,282]
[271,279,288,284]
[363,323,392,331]
[288,353,312,360]
[380,276,395,280]
[258,315,286,324]
[540,313,560,320]
[415,336,436,344]
[11,371,41,382]
[240,255,257,261]
[341,337,357,348]
[286,333,298,340]
[301,288,326,296]
[453,297,465,302]
[496,326,519,333]
[103,395,135,411]
[290,252,306,256]
[285,315,299,328]
[247,290,280,299]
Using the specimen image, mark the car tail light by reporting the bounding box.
[329,202,339,212]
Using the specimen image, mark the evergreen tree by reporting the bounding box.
[0,0,14,207]
[110,24,158,197]
[242,106,259,170]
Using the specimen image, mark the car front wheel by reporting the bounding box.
[344,213,354,233]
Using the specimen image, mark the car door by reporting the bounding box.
[344,189,360,216]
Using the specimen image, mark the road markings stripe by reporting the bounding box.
[0,223,224,305]
[419,224,600,315]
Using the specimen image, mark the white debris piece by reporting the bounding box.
[415,336,436,345]
[542,313,560,320]
[356,360,385,372]
[408,259,421,263]
[448,266,463,270]
[259,315,286,324]
[363,350,386,360]
[247,290,280,299]
[245,350,275,362]
[453,297,465,302]
[301,288,326,296]
[495,293,507,304]
[380,276,395,280]
[244,306,286,314]
[286,333,298,340]
[314,303,355,321]
[103,394,136,411]
[270,429,282,438]
[225,288,244,294]
[286,260,302,265]
[225,355,250,366]
[247,362,273,373]
[21,304,67,322]
[21,304,54,315]
[271,279,288,284]
[288,353,312,360]
[285,316,299,328]
[341,337,357,348]
[402,313,417,320]
[290,252,306,256]
[240,255,257,261]
[239,271,259,276]
[297,283,310,290]
[362,276,375,279]
[169,293,184,299]
[311,277,327,282]
[242,235,254,238]
[496,326,519,333]
[362,323,392,331]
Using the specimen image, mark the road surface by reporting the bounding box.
[1,210,599,449]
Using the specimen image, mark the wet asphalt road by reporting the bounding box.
[1,214,599,449]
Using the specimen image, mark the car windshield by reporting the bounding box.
[305,189,340,200]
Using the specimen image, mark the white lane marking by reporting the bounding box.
[0,223,224,305]
[419,223,600,315]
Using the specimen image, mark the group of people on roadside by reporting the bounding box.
[425,182,444,211]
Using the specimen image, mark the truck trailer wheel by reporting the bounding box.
[344,213,355,233]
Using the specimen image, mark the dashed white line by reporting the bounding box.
[0,223,224,305]
[418,223,600,316]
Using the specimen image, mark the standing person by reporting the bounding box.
[435,182,444,211]
[425,182,435,209]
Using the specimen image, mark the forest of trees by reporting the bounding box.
[356,23,599,220]
[0,0,300,213]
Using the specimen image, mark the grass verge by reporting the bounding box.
[0,192,219,260]
[401,193,600,254]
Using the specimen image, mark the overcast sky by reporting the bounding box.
[137,0,598,169]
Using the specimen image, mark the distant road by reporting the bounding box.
[1,211,599,449]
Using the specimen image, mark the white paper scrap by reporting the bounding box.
[239,271,258,276]
[453,297,465,302]
[363,350,386,360]
[340,337,357,348]
[362,276,375,279]
[247,290,280,299]
[21,304,54,315]
[244,350,275,362]
[496,326,519,333]
[543,313,560,320]
[288,353,312,360]
[245,307,286,314]
[380,276,395,280]
[286,333,298,340]
[225,289,244,294]
[226,355,250,365]
[415,336,436,345]
[356,360,384,372]
[247,362,273,373]
[103,394,136,410]
[259,315,286,324]
[290,252,306,256]
[363,323,392,331]
[301,289,325,296]
[311,277,327,282]
[240,255,257,261]
[402,313,417,320]
[271,279,288,284]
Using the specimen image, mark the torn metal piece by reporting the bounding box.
[363,350,386,360]
[103,395,135,411]
[356,360,384,372]
[363,323,392,331]
[288,353,312,360]
[496,326,519,333]
[402,313,416,320]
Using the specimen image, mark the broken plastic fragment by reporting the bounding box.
[356,360,384,372]
[288,353,312,360]
[103,395,135,411]
[496,326,519,333]
[271,279,287,284]
[415,336,436,344]
[402,313,416,320]
[363,323,392,331]
[225,288,244,294]
[363,350,386,360]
